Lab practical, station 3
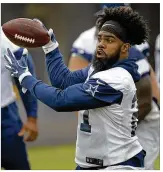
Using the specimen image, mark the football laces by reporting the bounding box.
[15,34,35,44]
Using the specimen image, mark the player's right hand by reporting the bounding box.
[4,48,29,78]
[33,18,59,54]
[18,117,38,142]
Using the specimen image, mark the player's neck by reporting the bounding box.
[119,53,128,60]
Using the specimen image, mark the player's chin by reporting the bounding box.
[92,56,107,72]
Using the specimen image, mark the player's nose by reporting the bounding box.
[97,40,106,49]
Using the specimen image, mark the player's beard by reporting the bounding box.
[92,50,120,73]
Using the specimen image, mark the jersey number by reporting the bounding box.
[80,110,91,133]
[131,94,138,137]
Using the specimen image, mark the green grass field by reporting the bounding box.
[28,145,160,170]
[28,145,76,170]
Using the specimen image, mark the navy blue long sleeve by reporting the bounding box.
[21,74,124,112]
[14,53,38,117]
[46,48,90,89]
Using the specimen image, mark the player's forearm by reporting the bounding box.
[150,66,160,105]
[46,48,88,89]
[21,75,109,112]
[21,90,38,118]
[138,103,152,122]
[14,77,38,118]
[46,48,71,88]
[135,75,152,122]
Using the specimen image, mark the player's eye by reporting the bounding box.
[106,39,113,43]
[97,37,101,42]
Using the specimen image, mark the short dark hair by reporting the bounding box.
[96,6,150,45]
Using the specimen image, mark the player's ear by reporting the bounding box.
[121,43,131,53]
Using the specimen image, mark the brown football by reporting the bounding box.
[2,18,50,48]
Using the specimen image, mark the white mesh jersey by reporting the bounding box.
[72,26,97,55]
[75,66,142,167]
[71,26,97,62]
[1,28,19,107]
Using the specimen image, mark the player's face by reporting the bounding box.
[96,31,124,58]
[93,31,124,72]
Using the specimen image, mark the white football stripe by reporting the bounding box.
[14,34,35,44]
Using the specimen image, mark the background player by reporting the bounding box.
[154,34,160,85]
[1,28,38,170]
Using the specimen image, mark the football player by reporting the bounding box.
[69,5,160,170]
[1,28,38,170]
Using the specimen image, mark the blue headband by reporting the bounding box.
[101,20,128,43]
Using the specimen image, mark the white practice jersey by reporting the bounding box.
[75,66,142,167]
[72,26,159,121]
[71,27,97,62]
[154,34,160,84]
[1,28,19,107]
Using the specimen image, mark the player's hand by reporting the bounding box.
[18,117,38,142]
[33,18,56,41]
[33,18,59,54]
[4,48,30,78]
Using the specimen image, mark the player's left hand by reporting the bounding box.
[33,18,56,42]
[18,117,38,142]
[4,48,29,78]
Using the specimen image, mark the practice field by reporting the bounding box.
[28,145,160,170]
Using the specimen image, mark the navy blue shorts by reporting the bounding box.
[1,102,30,170]
[1,133,30,170]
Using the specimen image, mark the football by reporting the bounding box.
[2,18,50,48]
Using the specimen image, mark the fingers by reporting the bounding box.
[23,48,28,56]
[24,130,38,142]
[20,119,38,142]
[33,18,48,31]
[18,126,26,136]
[5,65,17,77]
[18,126,38,142]
[5,64,13,71]
[33,18,43,25]
[4,48,17,67]
[5,64,17,74]
[17,57,27,69]
[7,48,16,61]
[4,54,12,65]
[11,70,18,77]
[48,28,53,37]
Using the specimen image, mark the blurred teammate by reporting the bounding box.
[154,34,160,84]
[5,7,149,170]
[1,29,38,170]
[68,4,160,170]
